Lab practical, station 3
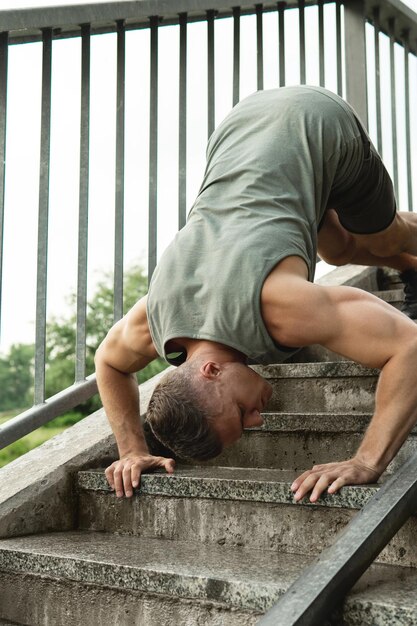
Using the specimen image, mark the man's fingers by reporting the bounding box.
[163,458,175,473]
[123,464,134,497]
[113,466,124,497]
[131,465,141,489]
[293,473,322,502]
[309,474,334,502]
[105,455,176,499]
[105,465,115,490]
[327,476,346,494]
[291,469,312,492]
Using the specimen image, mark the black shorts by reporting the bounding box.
[326,120,397,235]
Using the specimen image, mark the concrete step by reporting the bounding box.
[255,362,378,412]
[201,412,417,472]
[0,531,416,625]
[77,467,417,568]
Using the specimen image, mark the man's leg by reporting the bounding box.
[318,209,417,271]
[353,211,417,259]
[318,210,417,318]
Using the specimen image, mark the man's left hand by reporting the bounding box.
[291,458,381,503]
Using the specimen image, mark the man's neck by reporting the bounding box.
[181,338,246,364]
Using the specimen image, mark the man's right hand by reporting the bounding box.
[105,454,176,498]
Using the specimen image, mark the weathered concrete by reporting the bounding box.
[0,369,171,539]
[0,531,416,625]
[210,410,417,472]
[77,467,417,568]
[0,531,305,612]
[255,362,379,413]
[0,570,260,626]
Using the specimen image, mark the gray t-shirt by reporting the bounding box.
[147,86,366,365]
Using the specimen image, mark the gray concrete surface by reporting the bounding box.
[0,368,170,538]
[76,467,417,568]
[0,531,416,625]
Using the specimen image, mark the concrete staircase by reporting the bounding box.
[0,272,417,625]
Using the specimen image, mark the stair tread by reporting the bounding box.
[77,466,383,510]
[249,412,417,434]
[252,411,373,431]
[253,361,379,378]
[0,530,416,615]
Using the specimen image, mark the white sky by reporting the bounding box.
[0,0,416,352]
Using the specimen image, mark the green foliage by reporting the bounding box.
[44,264,167,413]
[0,263,168,417]
[0,344,34,410]
[42,410,85,429]
[0,263,168,468]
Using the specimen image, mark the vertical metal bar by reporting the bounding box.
[373,7,383,157]
[299,0,306,84]
[75,24,91,383]
[256,4,264,91]
[233,6,240,106]
[34,28,52,405]
[318,0,325,87]
[336,0,342,96]
[403,31,413,212]
[344,0,368,128]
[0,32,8,341]
[179,12,188,230]
[207,10,215,139]
[278,2,286,87]
[148,16,158,281]
[114,20,125,322]
[389,18,398,199]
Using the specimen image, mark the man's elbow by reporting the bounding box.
[94,333,113,370]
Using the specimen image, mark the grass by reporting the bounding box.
[0,409,86,468]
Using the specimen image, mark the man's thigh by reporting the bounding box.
[317,209,356,266]
[329,145,397,236]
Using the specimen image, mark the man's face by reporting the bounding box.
[210,363,273,447]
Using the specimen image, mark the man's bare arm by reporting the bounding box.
[95,296,175,498]
[262,264,417,502]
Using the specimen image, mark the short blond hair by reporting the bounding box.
[145,362,223,461]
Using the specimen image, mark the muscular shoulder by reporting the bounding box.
[261,255,312,346]
[96,296,158,373]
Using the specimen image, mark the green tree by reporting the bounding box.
[0,343,34,411]
[45,264,167,414]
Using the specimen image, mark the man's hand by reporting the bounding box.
[290,458,381,503]
[105,454,176,498]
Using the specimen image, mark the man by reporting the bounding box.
[95,85,417,505]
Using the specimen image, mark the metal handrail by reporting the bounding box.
[0,375,97,450]
[258,450,417,624]
[1,0,417,51]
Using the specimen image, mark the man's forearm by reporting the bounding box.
[96,360,149,458]
[354,343,417,474]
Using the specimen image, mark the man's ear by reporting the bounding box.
[200,361,222,380]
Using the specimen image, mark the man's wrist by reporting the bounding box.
[353,453,385,476]
[119,445,150,458]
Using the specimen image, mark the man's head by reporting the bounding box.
[145,353,272,461]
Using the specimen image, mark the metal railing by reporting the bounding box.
[259,449,417,625]
[0,0,416,448]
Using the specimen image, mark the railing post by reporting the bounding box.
[344,0,368,128]
[0,31,8,343]
[34,27,53,406]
